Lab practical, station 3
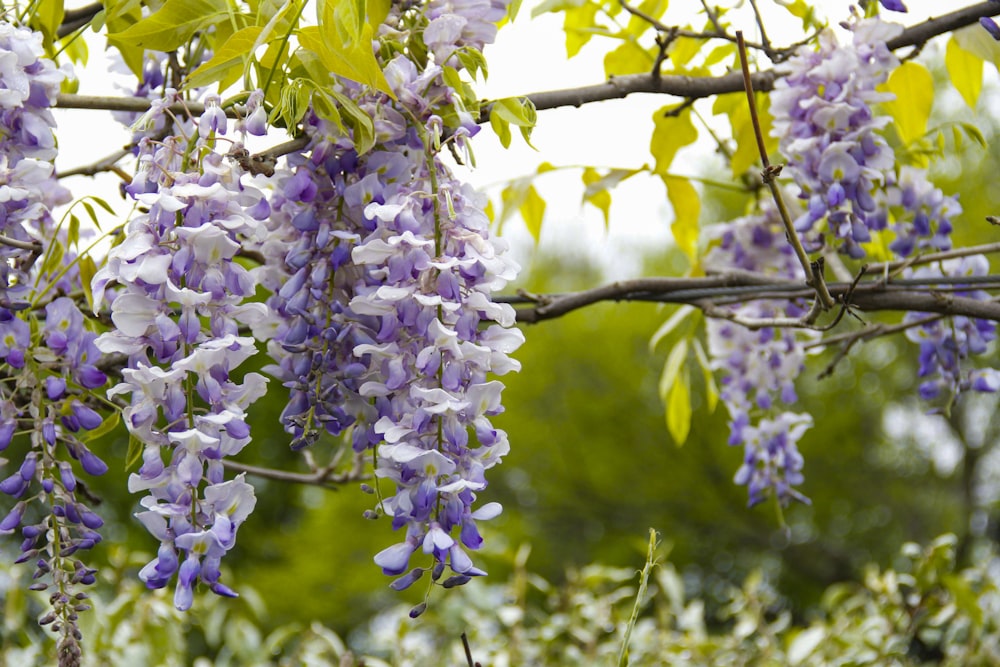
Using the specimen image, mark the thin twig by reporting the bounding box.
[0,233,42,252]
[221,459,366,488]
[57,147,132,179]
[736,31,833,309]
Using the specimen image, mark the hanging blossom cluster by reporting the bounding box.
[710,14,994,506]
[770,18,957,258]
[0,22,115,664]
[255,0,520,595]
[705,209,812,506]
[0,22,71,309]
[92,103,271,609]
[903,256,1000,405]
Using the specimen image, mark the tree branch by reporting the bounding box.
[478,2,1000,119]
[506,269,1000,324]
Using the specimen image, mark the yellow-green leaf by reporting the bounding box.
[954,23,1000,74]
[662,175,699,263]
[368,0,391,28]
[34,0,65,50]
[186,26,264,89]
[670,36,704,68]
[297,24,394,98]
[624,0,667,35]
[604,40,654,77]
[649,305,696,351]
[650,106,697,174]
[715,91,775,176]
[79,255,97,314]
[564,1,599,58]
[81,410,121,445]
[945,37,983,110]
[658,338,689,400]
[692,339,718,413]
[520,185,546,243]
[881,61,933,146]
[582,167,612,229]
[666,367,691,446]
[109,0,228,51]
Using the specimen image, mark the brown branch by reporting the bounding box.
[57,147,133,179]
[54,94,232,118]
[57,2,103,38]
[507,271,1000,324]
[478,1,1000,120]
[221,458,366,488]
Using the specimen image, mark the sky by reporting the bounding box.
[52,0,996,279]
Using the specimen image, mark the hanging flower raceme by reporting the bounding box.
[254,0,520,593]
[0,22,113,661]
[93,110,270,609]
[0,297,109,665]
[770,18,956,259]
[0,21,71,313]
[903,255,1000,404]
[705,210,812,507]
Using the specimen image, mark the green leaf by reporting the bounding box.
[34,0,65,50]
[945,37,983,110]
[666,367,691,446]
[564,1,599,58]
[319,0,365,47]
[942,574,984,626]
[531,0,582,18]
[604,40,654,77]
[959,121,987,148]
[954,23,1000,73]
[368,0,391,28]
[186,26,264,89]
[692,338,718,413]
[80,411,121,446]
[519,185,546,243]
[498,181,529,232]
[42,235,66,277]
[658,337,688,400]
[649,305,695,351]
[68,212,80,247]
[624,0,667,35]
[109,0,228,51]
[713,92,775,176]
[662,175,699,263]
[489,97,536,148]
[881,61,934,147]
[581,167,611,228]
[125,432,143,471]
[79,255,98,314]
[670,36,705,68]
[491,110,512,148]
[650,106,697,175]
[297,24,394,98]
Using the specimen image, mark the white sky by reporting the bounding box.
[52,0,994,280]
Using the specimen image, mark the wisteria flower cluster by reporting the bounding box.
[705,210,812,506]
[706,14,989,507]
[255,0,521,596]
[770,19,956,258]
[903,256,1000,404]
[92,116,270,609]
[0,22,71,310]
[0,22,115,663]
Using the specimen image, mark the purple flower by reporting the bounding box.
[981,17,1000,41]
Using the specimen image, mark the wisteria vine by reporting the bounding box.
[2,0,1000,662]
